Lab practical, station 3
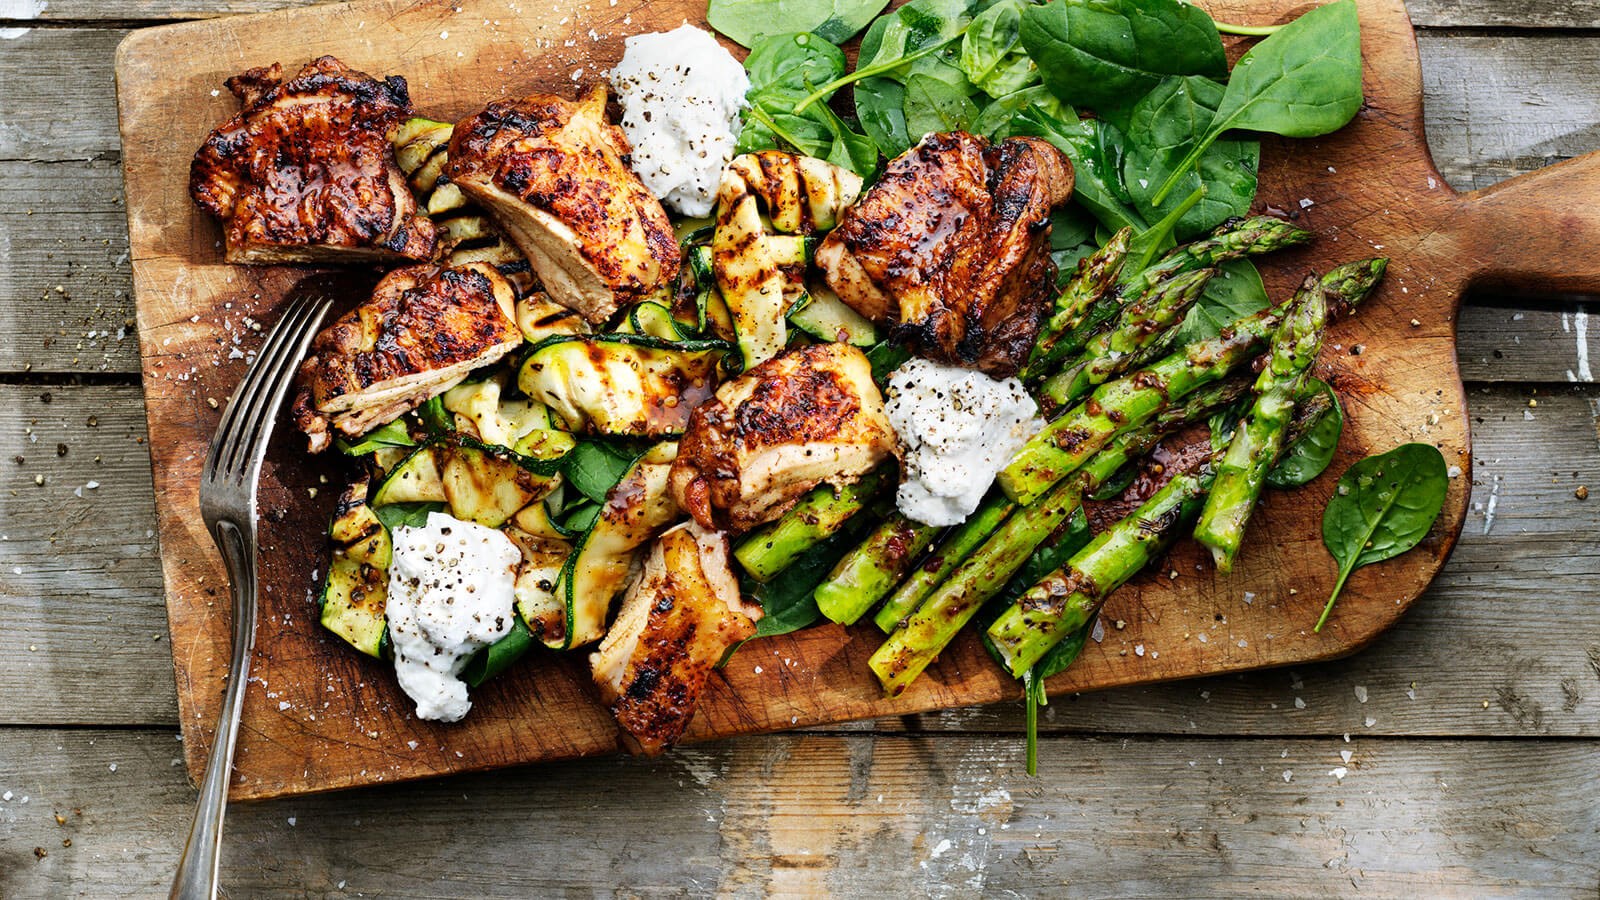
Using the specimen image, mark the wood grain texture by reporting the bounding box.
[2,728,1597,898]
[12,25,1600,374]
[109,0,1600,798]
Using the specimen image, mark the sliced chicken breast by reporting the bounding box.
[445,86,680,324]
[590,522,762,755]
[291,262,522,452]
[189,56,437,264]
[815,131,1074,377]
[669,343,897,534]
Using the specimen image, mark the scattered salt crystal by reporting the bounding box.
[1237,639,1248,648]
[1197,633,1207,643]
[287,817,297,826]
[1299,198,1315,209]
[1406,687,1416,700]
[1340,750,1353,764]
[1354,685,1368,703]
[1242,591,1255,605]
[1329,766,1348,780]
[1134,644,1145,657]
[1,791,10,801]
[753,665,762,674]
[1090,618,1105,643]
[407,740,418,750]
[86,481,98,490]
[1282,770,1293,783]
[1447,465,1461,478]
[440,29,449,38]
[1364,716,1376,727]
[1294,697,1306,709]
[278,701,291,711]
[109,763,117,772]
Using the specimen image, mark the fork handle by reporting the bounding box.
[170,520,258,900]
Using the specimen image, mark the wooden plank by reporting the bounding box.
[0,727,1595,896]
[0,386,174,725]
[1458,301,1599,384]
[3,383,1594,740]
[11,0,1600,28]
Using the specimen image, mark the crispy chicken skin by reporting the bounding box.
[669,343,896,534]
[816,131,1074,377]
[590,522,761,755]
[444,86,680,325]
[292,262,521,452]
[189,56,438,264]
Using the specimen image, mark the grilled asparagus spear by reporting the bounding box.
[1039,267,1216,411]
[733,469,888,582]
[815,513,939,626]
[986,464,1214,678]
[1194,259,1387,571]
[1021,228,1131,382]
[872,495,1015,633]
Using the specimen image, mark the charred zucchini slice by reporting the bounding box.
[551,442,681,649]
[518,334,726,437]
[320,480,392,658]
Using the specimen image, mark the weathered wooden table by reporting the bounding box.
[2,1,1598,895]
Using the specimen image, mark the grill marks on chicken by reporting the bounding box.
[669,343,896,534]
[189,56,438,264]
[292,262,522,452]
[445,86,680,325]
[816,131,1074,377]
[590,523,761,755]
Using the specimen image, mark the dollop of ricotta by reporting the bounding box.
[885,359,1043,527]
[608,24,750,217]
[385,511,521,722]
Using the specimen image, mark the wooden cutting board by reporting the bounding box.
[114,0,1600,800]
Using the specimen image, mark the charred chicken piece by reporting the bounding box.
[292,262,522,452]
[445,86,680,325]
[815,132,1074,377]
[189,56,438,264]
[669,343,896,534]
[590,522,762,755]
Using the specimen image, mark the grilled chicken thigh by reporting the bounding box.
[591,522,761,755]
[669,343,896,534]
[190,56,438,264]
[816,132,1074,377]
[445,86,680,324]
[292,262,521,452]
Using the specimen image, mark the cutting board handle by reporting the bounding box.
[1455,149,1600,296]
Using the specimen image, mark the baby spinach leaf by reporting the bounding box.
[461,616,534,687]
[1169,258,1270,346]
[1050,206,1097,251]
[374,501,445,532]
[707,0,891,48]
[960,0,1038,97]
[563,441,639,505]
[798,0,982,113]
[1122,76,1259,240]
[738,32,848,157]
[1267,377,1343,488]
[737,33,880,174]
[903,73,980,138]
[854,76,910,157]
[1007,107,1147,234]
[335,419,416,456]
[1316,443,1449,631]
[1019,0,1226,121]
[1152,0,1362,203]
[1122,185,1206,278]
[972,84,1073,139]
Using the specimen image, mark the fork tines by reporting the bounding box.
[204,294,332,485]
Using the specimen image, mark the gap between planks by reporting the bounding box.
[0,728,1595,897]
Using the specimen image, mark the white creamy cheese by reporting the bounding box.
[884,359,1043,527]
[608,24,749,217]
[385,511,521,722]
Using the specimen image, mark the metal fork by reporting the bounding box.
[170,292,332,900]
